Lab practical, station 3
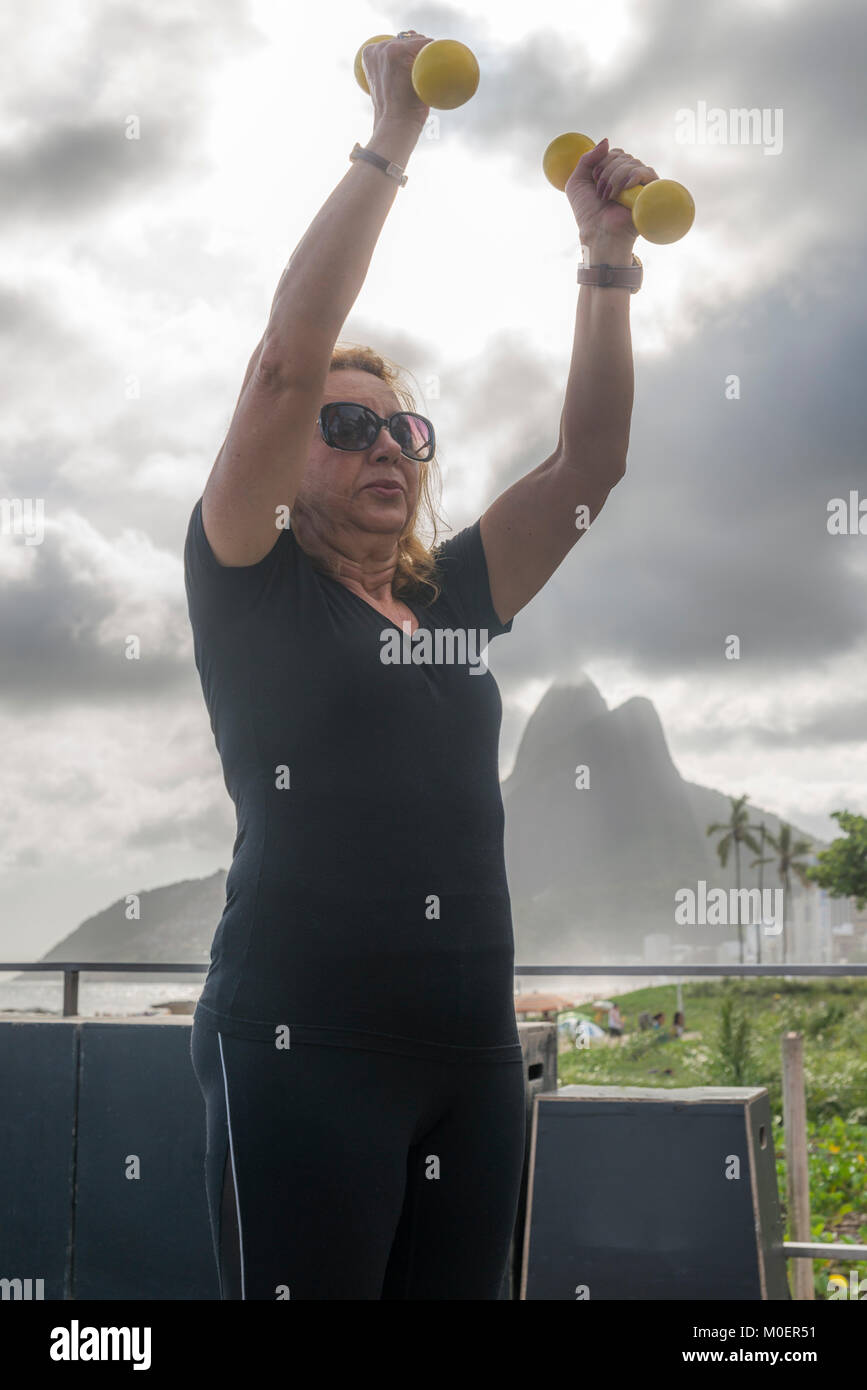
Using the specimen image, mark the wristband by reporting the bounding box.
[349,142,408,186]
[576,253,643,292]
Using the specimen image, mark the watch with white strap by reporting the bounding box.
[576,253,643,292]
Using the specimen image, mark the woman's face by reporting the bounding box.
[294,368,422,542]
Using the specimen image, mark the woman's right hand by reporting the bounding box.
[362,32,432,133]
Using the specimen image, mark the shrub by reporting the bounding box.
[711,986,757,1086]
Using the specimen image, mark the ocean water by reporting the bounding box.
[0,973,670,1019]
[0,978,204,1017]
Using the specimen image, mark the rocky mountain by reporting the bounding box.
[503,676,817,963]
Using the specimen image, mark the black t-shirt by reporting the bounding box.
[184,497,522,1063]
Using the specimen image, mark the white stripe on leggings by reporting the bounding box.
[217,1031,246,1300]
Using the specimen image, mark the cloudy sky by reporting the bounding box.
[1,0,864,959]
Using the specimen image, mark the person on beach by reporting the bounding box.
[186,31,650,1299]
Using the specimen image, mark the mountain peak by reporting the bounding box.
[510,677,608,776]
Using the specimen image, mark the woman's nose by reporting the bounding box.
[374,425,402,454]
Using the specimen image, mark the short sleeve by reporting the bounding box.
[183,496,292,630]
[433,518,513,640]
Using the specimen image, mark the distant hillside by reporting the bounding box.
[36,870,227,982]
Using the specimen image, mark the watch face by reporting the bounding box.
[576,256,642,290]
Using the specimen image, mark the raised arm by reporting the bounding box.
[201,36,431,566]
[480,138,657,623]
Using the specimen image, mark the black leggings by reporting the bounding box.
[190,1020,527,1300]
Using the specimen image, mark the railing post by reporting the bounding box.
[781,1031,814,1301]
[62,969,79,1017]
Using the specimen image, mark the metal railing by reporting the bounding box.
[0,961,207,1017]
[2,959,866,1017]
[515,964,867,976]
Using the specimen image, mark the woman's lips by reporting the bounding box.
[364,483,403,496]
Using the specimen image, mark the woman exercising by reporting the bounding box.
[186,31,651,1300]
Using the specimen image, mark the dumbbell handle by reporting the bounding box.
[543,133,695,244]
[602,181,644,214]
[569,133,650,210]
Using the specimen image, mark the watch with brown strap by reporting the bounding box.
[576,252,643,292]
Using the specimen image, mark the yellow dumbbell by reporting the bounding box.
[543,132,695,245]
[354,35,480,110]
[353,34,393,92]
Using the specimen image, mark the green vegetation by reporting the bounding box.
[713,980,758,1086]
[784,1117,867,1298]
[706,797,814,964]
[764,823,814,965]
[706,794,762,964]
[807,811,867,911]
[557,977,867,1299]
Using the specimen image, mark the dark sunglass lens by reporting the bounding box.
[393,413,432,459]
[326,403,375,450]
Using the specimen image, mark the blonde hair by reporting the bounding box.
[328,342,445,603]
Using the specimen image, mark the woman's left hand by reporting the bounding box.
[565,137,658,256]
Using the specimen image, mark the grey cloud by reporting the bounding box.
[0,531,195,709]
[337,318,442,392]
[126,798,233,852]
[673,696,867,751]
[431,280,866,682]
[0,120,193,223]
[3,1,863,726]
[405,0,864,247]
[344,276,867,686]
[0,285,62,338]
[1,0,264,224]
[9,846,43,869]
[459,0,863,152]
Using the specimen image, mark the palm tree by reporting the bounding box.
[707,795,761,964]
[749,818,773,965]
[765,822,813,964]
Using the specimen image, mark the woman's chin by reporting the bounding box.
[359,492,408,524]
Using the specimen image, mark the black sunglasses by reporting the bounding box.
[316,401,435,463]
